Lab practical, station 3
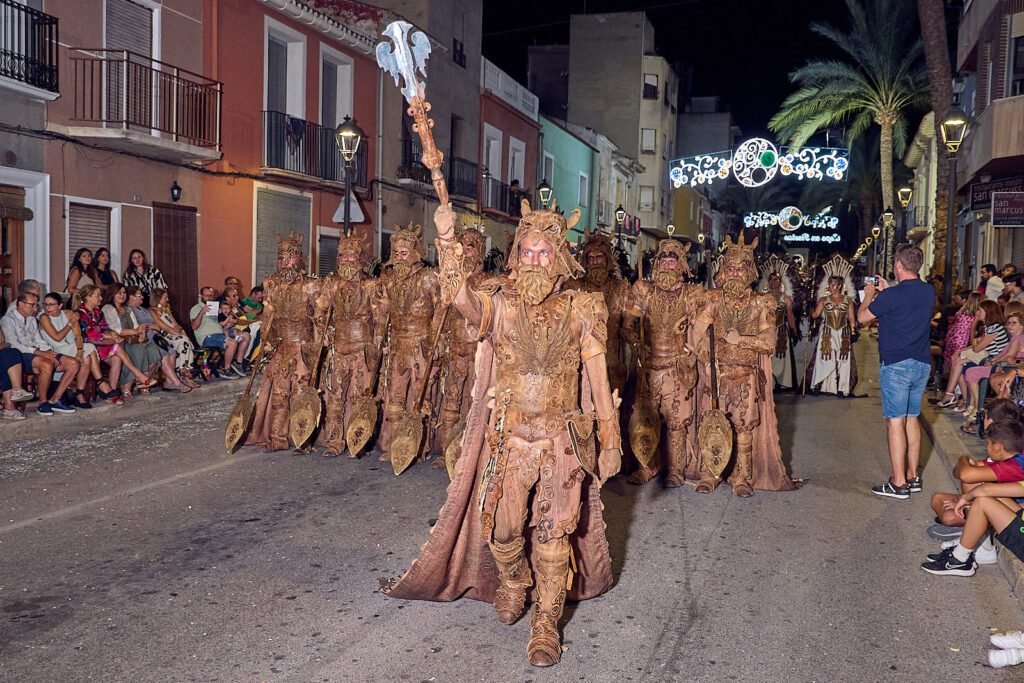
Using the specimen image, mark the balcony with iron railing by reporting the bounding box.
[447,156,478,200]
[63,48,221,161]
[263,111,368,189]
[0,0,58,100]
[397,137,431,184]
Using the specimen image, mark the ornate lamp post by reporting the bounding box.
[334,115,366,237]
[537,179,552,209]
[940,107,969,304]
[880,207,895,275]
[614,204,626,248]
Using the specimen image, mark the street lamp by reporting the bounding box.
[871,225,881,239]
[940,106,969,305]
[537,179,552,208]
[880,208,895,274]
[170,181,182,203]
[614,204,626,247]
[334,115,365,237]
[898,185,913,209]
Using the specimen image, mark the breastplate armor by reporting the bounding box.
[645,286,690,368]
[716,296,760,366]
[823,301,848,330]
[387,271,433,339]
[332,279,373,348]
[271,279,312,343]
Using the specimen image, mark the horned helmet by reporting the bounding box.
[507,198,584,280]
[276,230,307,271]
[387,222,424,265]
[715,232,759,289]
[654,238,692,278]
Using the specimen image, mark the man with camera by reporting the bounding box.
[858,244,936,500]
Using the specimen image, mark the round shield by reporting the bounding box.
[697,409,734,479]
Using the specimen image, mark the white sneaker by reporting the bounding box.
[992,631,1024,650]
[9,389,34,402]
[2,409,25,420]
[939,540,997,564]
[988,648,1024,668]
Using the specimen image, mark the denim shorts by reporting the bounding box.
[202,333,227,349]
[879,359,930,419]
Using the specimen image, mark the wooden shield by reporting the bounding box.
[697,408,734,479]
[289,385,323,449]
[225,393,255,453]
[390,412,424,475]
[443,418,466,480]
[628,402,661,469]
[346,395,379,456]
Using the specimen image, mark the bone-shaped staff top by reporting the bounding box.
[376,20,432,105]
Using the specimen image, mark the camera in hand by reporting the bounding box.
[863,276,878,286]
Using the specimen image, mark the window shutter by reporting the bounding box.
[68,203,111,263]
[105,0,152,56]
[255,188,311,286]
[105,0,153,128]
[153,203,198,324]
[318,233,339,276]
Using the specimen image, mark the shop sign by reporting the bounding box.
[971,176,1024,211]
[992,192,1024,228]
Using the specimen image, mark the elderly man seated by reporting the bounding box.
[0,291,80,416]
[0,326,35,419]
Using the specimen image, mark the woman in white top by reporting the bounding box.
[39,292,105,409]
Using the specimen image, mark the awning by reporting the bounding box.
[332,193,365,224]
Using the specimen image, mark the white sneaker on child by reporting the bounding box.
[939,540,998,564]
[991,631,1024,650]
[989,648,1024,668]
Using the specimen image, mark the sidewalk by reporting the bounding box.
[919,398,1024,611]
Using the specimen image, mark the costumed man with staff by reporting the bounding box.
[692,233,801,496]
[622,238,701,487]
[316,231,385,457]
[434,225,487,468]
[805,253,858,396]
[375,222,443,462]
[759,254,799,390]
[245,231,322,452]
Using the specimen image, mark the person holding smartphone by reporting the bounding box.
[857,244,936,500]
[190,286,240,380]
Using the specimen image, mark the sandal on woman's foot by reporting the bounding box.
[935,393,958,408]
[137,377,158,390]
[960,421,979,435]
[122,390,133,399]
[138,387,151,396]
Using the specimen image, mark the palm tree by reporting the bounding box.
[769,0,930,216]
[916,0,955,274]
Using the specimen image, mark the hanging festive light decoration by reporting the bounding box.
[670,137,850,189]
[743,206,840,231]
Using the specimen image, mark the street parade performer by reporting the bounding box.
[622,238,700,487]
[246,231,321,452]
[376,222,443,462]
[759,254,799,390]
[434,226,487,464]
[805,253,858,396]
[692,233,801,496]
[566,230,631,395]
[384,199,623,667]
[315,231,384,457]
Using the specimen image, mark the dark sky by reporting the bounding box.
[481,0,849,137]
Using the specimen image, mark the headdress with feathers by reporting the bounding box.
[816,253,856,299]
[758,254,794,299]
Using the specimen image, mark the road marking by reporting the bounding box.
[0,451,264,535]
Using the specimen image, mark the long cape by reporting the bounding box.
[383,335,614,603]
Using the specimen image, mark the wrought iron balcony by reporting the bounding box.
[447,156,478,199]
[482,176,511,214]
[263,111,368,188]
[67,49,221,160]
[0,0,58,97]
[397,137,431,184]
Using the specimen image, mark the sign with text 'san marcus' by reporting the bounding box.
[972,176,1024,210]
[993,192,1024,229]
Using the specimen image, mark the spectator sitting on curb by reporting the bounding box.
[0,291,80,416]
[981,263,1005,302]
[190,287,241,380]
[74,285,150,405]
[126,286,188,393]
[920,420,1024,577]
[858,244,936,500]
[0,326,35,420]
[102,285,162,398]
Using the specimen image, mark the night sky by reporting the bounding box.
[482,0,849,137]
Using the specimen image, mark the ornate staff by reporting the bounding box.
[377,21,453,475]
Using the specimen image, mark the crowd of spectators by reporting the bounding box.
[0,248,261,420]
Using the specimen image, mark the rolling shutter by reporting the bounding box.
[105,0,153,128]
[68,202,111,263]
[153,203,198,324]
[317,233,338,276]
[255,188,311,286]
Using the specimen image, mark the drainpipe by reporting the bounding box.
[376,68,384,259]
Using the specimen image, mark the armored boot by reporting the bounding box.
[489,537,532,625]
[665,429,687,488]
[378,405,403,461]
[266,387,291,453]
[433,408,461,469]
[627,465,657,486]
[527,538,570,667]
[728,432,754,497]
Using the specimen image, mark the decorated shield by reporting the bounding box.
[390,412,424,475]
[697,408,734,480]
[288,385,323,449]
[346,395,380,457]
[443,418,466,480]
[225,393,255,453]
[628,402,661,469]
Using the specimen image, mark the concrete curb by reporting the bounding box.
[919,403,1024,610]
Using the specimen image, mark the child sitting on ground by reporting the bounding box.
[921,420,1024,577]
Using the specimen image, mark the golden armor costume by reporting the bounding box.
[247,232,321,452]
[435,227,487,459]
[693,234,800,496]
[315,233,384,456]
[376,223,443,459]
[565,231,631,394]
[385,199,622,668]
[758,255,798,390]
[623,238,701,487]
[805,254,858,395]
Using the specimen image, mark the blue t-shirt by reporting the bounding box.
[868,278,936,365]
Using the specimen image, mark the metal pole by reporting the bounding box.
[344,159,352,237]
[943,154,956,305]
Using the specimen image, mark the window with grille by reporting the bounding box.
[254,188,311,286]
[641,128,656,154]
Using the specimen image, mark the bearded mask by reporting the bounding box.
[337,233,367,281]
[276,230,306,279]
[338,262,360,281]
[457,228,485,276]
[517,265,555,306]
[716,233,759,297]
[580,231,615,287]
[652,239,691,290]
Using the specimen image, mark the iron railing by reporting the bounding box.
[913,205,929,226]
[263,111,368,188]
[447,156,478,199]
[398,137,431,183]
[0,0,58,93]
[482,176,511,214]
[70,48,221,149]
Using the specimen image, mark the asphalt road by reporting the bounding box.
[1,341,1021,682]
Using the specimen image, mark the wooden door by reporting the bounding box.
[152,202,198,327]
[0,217,24,312]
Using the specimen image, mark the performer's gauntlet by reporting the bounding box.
[598,416,622,452]
[435,237,466,307]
